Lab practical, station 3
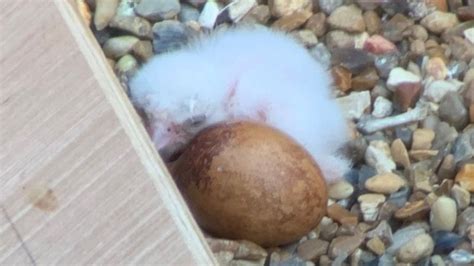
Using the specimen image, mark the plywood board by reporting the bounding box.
[0,0,215,264]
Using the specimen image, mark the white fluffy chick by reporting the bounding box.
[129,26,351,183]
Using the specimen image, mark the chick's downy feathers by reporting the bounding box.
[129,26,351,183]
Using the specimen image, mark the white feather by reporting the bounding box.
[129,26,351,183]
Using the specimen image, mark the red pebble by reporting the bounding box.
[363,35,397,54]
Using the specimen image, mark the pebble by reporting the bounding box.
[351,68,378,91]
[358,193,386,222]
[242,5,271,25]
[367,220,393,244]
[432,231,463,254]
[319,222,338,241]
[363,10,380,34]
[94,0,119,30]
[291,30,318,47]
[198,0,219,29]
[328,234,365,258]
[327,5,365,33]
[271,10,312,32]
[449,249,474,264]
[365,140,396,174]
[397,233,434,263]
[464,28,474,44]
[423,79,464,103]
[456,5,474,21]
[366,236,385,256]
[327,203,358,225]
[305,13,327,37]
[438,92,469,131]
[331,66,352,92]
[269,0,312,18]
[432,122,458,150]
[382,13,414,42]
[328,180,354,200]
[365,172,406,194]
[425,57,448,80]
[395,127,413,149]
[325,30,355,50]
[374,52,400,78]
[207,238,267,260]
[386,67,421,91]
[430,196,457,231]
[451,185,470,211]
[309,43,331,68]
[438,154,456,180]
[224,0,257,23]
[331,48,373,75]
[132,40,153,61]
[178,4,200,22]
[363,35,397,55]
[394,200,430,220]
[408,24,429,41]
[135,0,180,21]
[318,0,343,14]
[103,35,140,59]
[391,138,411,168]
[393,81,423,111]
[372,96,393,118]
[109,15,152,39]
[296,239,329,261]
[152,20,193,53]
[453,130,474,164]
[457,207,474,236]
[115,54,138,79]
[412,128,435,150]
[421,11,459,34]
[449,36,474,62]
[336,91,371,120]
[455,164,474,192]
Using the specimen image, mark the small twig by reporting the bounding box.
[357,103,429,134]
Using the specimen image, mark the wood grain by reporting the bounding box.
[0,0,215,264]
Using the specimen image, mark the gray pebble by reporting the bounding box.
[432,122,458,150]
[452,132,474,165]
[318,0,343,14]
[438,92,468,131]
[135,0,180,21]
[395,127,413,149]
[152,20,194,53]
[178,3,200,22]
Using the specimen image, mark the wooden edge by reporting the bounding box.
[53,1,216,264]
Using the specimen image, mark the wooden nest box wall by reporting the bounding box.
[0,0,216,264]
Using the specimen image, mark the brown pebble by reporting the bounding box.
[365,173,406,194]
[271,10,312,32]
[332,66,352,92]
[327,203,359,225]
[305,13,327,37]
[297,239,329,261]
[366,236,385,256]
[328,234,365,259]
[394,200,430,220]
[351,68,379,91]
[391,138,411,168]
[412,128,435,150]
[425,57,448,80]
[457,6,474,21]
[363,10,381,34]
[393,82,422,111]
[438,154,456,179]
[410,39,425,56]
[470,105,474,123]
[409,150,439,162]
[427,0,448,11]
[455,164,474,192]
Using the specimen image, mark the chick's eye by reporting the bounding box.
[167,127,171,132]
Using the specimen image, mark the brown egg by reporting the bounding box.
[169,121,328,247]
